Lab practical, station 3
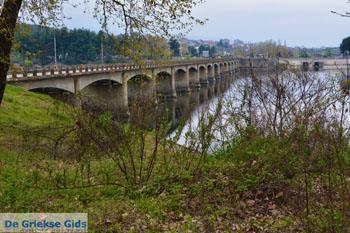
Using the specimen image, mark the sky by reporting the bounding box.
[62,0,350,48]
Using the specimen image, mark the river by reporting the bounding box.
[166,69,350,153]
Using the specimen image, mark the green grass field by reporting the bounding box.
[0,85,348,232]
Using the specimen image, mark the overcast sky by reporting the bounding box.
[63,0,350,48]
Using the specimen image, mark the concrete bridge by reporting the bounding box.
[281,58,350,71]
[7,58,240,107]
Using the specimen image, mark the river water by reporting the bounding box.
[35,69,349,153]
[165,74,236,134]
[166,69,350,152]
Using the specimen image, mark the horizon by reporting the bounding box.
[60,0,350,48]
[26,24,344,49]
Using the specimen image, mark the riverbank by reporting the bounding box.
[0,85,349,232]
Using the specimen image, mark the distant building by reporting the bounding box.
[205,40,216,46]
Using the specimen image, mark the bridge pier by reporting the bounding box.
[214,64,221,81]
[199,66,209,85]
[195,69,201,88]
[175,68,190,93]
[208,64,215,84]
[122,73,128,107]
[170,68,177,97]
[73,78,82,108]
[188,66,201,89]
[156,70,176,98]
[151,69,156,97]
[74,78,80,93]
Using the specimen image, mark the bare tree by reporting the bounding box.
[331,1,350,17]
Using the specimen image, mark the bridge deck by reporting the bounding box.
[7,58,238,82]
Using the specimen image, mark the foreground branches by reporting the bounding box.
[0,0,206,104]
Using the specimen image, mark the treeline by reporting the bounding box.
[11,25,124,66]
[188,45,217,57]
[248,40,292,58]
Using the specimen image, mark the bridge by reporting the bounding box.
[7,58,240,107]
[281,58,350,71]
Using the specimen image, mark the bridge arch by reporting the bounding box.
[28,86,73,94]
[207,64,213,80]
[79,73,122,91]
[175,68,189,92]
[199,65,208,84]
[224,63,228,73]
[128,74,154,101]
[81,79,125,107]
[188,65,197,70]
[16,77,76,94]
[156,71,173,97]
[81,79,122,92]
[79,75,123,90]
[214,64,219,77]
[219,63,224,74]
[188,67,199,88]
[29,87,78,107]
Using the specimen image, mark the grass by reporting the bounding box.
[0,150,284,232]
[0,85,348,232]
[0,85,71,128]
[0,86,218,231]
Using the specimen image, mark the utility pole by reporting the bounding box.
[346,50,349,81]
[101,36,104,65]
[54,30,57,65]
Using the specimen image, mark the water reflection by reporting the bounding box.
[163,73,237,134]
[39,70,348,154]
[199,85,209,104]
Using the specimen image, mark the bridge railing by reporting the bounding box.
[7,57,238,81]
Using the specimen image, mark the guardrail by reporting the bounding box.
[7,58,237,80]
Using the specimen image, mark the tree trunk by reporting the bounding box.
[0,0,23,105]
